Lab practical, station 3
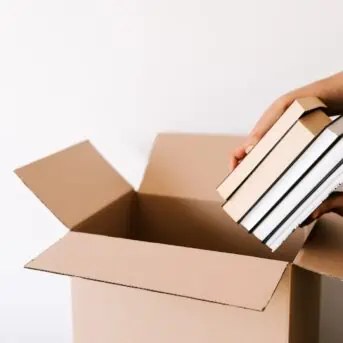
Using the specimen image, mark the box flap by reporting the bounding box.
[15,141,133,229]
[26,231,288,311]
[294,214,343,280]
[139,134,244,201]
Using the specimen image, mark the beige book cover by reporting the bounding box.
[223,109,331,222]
[217,97,326,200]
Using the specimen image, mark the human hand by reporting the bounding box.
[229,96,292,171]
[229,71,343,224]
[229,71,343,172]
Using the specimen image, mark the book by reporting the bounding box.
[217,97,326,200]
[252,137,343,246]
[241,116,343,232]
[268,162,343,251]
[222,109,331,222]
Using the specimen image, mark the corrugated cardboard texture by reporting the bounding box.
[139,133,244,201]
[295,214,343,280]
[289,266,321,343]
[26,231,287,311]
[71,267,291,343]
[15,141,132,229]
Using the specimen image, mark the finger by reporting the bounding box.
[229,156,239,173]
[300,207,322,227]
[249,100,288,142]
[244,133,261,153]
[234,146,247,161]
[300,201,329,227]
[326,192,343,214]
[229,135,261,172]
[299,217,313,227]
[229,147,246,172]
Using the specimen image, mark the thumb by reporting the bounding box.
[243,133,260,154]
[229,134,261,172]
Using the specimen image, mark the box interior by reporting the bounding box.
[73,190,312,263]
[14,136,313,265]
[17,136,343,313]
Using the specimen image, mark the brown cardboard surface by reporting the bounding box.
[73,191,137,239]
[289,266,321,343]
[137,193,310,263]
[139,133,243,201]
[71,267,291,343]
[15,141,132,229]
[26,231,288,311]
[295,214,343,281]
[16,134,343,343]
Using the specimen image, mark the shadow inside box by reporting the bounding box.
[136,194,307,262]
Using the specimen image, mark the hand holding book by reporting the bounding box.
[230,72,343,171]
[229,71,343,226]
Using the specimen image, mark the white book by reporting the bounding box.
[251,139,343,242]
[267,161,343,251]
[241,117,343,232]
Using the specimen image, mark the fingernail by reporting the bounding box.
[245,145,254,154]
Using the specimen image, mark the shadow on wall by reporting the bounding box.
[320,277,343,343]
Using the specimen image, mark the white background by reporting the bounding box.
[0,0,343,342]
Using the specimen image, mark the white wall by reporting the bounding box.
[0,1,342,342]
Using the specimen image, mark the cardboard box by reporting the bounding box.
[15,134,343,343]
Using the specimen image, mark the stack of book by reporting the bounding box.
[218,97,343,251]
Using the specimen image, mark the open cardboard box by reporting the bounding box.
[16,134,343,343]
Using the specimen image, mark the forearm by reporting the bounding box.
[250,71,343,140]
[283,71,343,114]
[230,71,343,171]
[230,70,343,222]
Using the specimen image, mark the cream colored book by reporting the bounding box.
[241,116,343,233]
[223,109,331,222]
[217,97,326,200]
